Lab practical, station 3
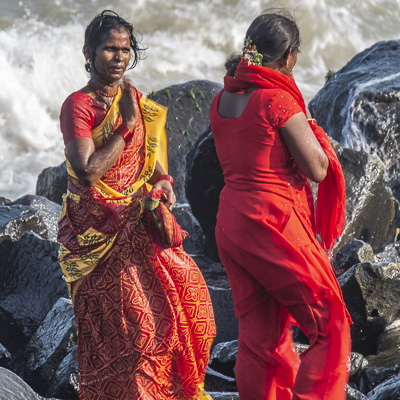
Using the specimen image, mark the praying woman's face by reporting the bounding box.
[93,28,131,84]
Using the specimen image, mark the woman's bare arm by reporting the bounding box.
[66,80,137,187]
[280,112,329,183]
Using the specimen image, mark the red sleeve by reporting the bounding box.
[59,92,97,145]
[266,89,304,130]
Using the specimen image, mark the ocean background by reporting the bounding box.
[1,0,399,201]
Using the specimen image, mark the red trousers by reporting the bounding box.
[215,187,351,399]
[235,295,350,400]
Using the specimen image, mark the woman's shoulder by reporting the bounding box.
[62,91,94,108]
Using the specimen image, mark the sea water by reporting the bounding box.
[1,0,399,200]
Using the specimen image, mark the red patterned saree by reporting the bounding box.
[58,88,216,399]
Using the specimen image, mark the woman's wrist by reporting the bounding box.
[115,123,133,142]
[154,174,174,189]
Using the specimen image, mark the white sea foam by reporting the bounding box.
[1,0,399,200]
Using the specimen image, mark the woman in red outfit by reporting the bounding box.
[209,10,352,400]
[57,10,215,400]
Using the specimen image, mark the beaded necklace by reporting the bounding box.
[88,80,118,100]
[88,80,118,109]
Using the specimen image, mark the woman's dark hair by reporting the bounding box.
[225,10,300,76]
[83,10,146,73]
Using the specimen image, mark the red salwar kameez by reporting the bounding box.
[209,62,352,400]
[58,88,216,400]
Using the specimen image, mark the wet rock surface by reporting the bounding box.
[334,148,396,253]
[0,367,41,400]
[334,240,375,274]
[148,80,222,203]
[0,231,67,356]
[0,195,61,243]
[46,345,79,399]
[4,44,400,396]
[338,262,400,355]
[23,298,77,395]
[186,129,224,261]
[36,162,68,206]
[309,40,400,201]
[0,343,14,371]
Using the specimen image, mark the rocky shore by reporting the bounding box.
[2,40,400,399]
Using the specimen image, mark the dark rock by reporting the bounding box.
[0,232,68,357]
[207,285,238,347]
[207,392,239,400]
[364,371,400,399]
[346,385,367,399]
[0,197,11,205]
[209,340,238,378]
[191,256,230,289]
[362,320,400,389]
[36,162,68,206]
[0,367,40,400]
[24,298,77,396]
[375,242,400,263]
[334,148,396,253]
[0,194,61,243]
[0,343,14,371]
[204,367,237,392]
[376,320,400,353]
[360,365,400,394]
[335,240,375,275]
[186,130,224,260]
[46,346,79,400]
[350,352,366,380]
[338,262,400,355]
[149,80,223,203]
[361,363,400,395]
[309,40,400,201]
[171,204,205,256]
[294,342,309,356]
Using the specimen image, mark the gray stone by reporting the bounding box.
[335,240,375,274]
[0,343,14,371]
[209,340,238,378]
[36,162,68,206]
[186,130,224,261]
[207,392,239,400]
[0,232,68,356]
[0,195,61,243]
[24,298,77,395]
[334,148,396,253]
[309,40,400,201]
[364,371,400,399]
[375,243,400,264]
[347,385,367,400]
[204,367,237,393]
[207,286,238,347]
[148,80,223,203]
[46,346,79,400]
[338,262,400,354]
[171,204,205,256]
[0,367,40,400]
[360,364,400,394]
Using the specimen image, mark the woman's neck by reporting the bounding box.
[90,75,119,97]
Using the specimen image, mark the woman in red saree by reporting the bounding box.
[57,10,215,400]
[209,10,351,400]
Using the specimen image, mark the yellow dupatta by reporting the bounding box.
[58,87,168,284]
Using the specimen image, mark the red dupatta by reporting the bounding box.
[224,61,346,253]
